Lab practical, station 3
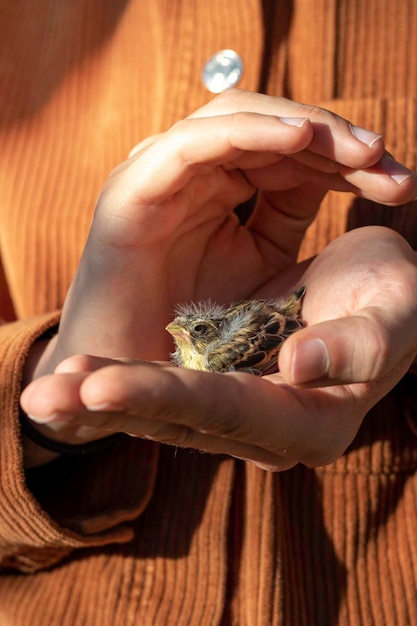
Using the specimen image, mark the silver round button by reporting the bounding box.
[202,49,244,93]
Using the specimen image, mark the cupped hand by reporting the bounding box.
[21,226,417,470]
[47,90,417,369]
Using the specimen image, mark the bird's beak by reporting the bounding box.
[165,323,189,337]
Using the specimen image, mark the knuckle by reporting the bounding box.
[165,119,207,168]
[299,430,353,468]
[193,404,243,439]
[285,390,365,467]
[93,412,125,432]
[212,87,248,108]
[169,117,192,136]
[146,422,196,448]
[170,426,197,447]
[128,134,162,158]
[166,119,194,151]
[300,103,339,124]
[251,458,297,472]
[357,318,391,381]
[227,111,257,143]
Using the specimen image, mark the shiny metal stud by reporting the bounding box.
[202,49,244,93]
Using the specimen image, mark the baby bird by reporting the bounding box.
[165,286,305,376]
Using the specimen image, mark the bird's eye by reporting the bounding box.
[192,323,210,336]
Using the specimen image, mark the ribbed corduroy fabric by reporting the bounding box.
[0,1,416,624]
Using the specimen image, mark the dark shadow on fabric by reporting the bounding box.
[347,197,417,248]
[259,0,294,97]
[278,466,347,625]
[0,0,130,127]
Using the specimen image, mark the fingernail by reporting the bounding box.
[349,123,382,148]
[380,155,416,185]
[85,402,128,412]
[27,412,74,424]
[279,117,310,128]
[291,338,329,384]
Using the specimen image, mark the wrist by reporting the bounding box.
[21,432,60,468]
[21,333,60,467]
[20,411,127,468]
[23,333,59,386]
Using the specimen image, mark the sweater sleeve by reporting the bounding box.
[0,313,159,573]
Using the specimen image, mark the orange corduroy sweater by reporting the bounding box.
[0,1,417,624]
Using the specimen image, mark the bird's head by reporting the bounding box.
[165,310,223,369]
[166,315,220,348]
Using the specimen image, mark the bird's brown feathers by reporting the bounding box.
[166,287,306,375]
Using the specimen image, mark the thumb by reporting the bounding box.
[278,312,416,386]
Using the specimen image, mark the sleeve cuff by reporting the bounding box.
[0,313,159,572]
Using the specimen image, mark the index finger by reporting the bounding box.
[189,89,386,169]
[117,112,313,205]
[77,363,360,466]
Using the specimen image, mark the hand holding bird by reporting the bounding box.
[20,90,417,467]
[21,227,417,470]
